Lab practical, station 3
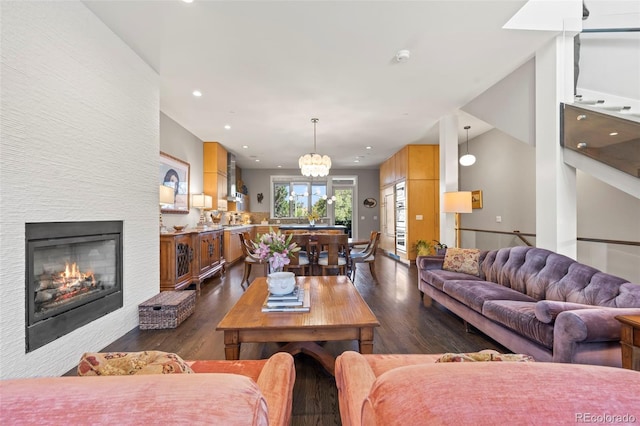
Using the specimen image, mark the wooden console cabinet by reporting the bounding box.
[160,229,225,294]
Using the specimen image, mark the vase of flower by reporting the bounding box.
[252,229,300,294]
[308,211,319,227]
[308,219,315,227]
[267,271,296,295]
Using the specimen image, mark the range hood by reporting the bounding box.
[227,153,241,201]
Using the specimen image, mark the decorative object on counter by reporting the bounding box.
[471,190,483,209]
[414,239,432,256]
[173,225,187,232]
[363,197,377,208]
[442,191,472,248]
[257,193,264,203]
[160,151,190,214]
[261,219,269,225]
[252,230,300,273]
[459,125,476,166]
[210,211,222,223]
[307,211,320,226]
[192,193,213,228]
[159,185,175,234]
[299,118,331,177]
[241,184,248,195]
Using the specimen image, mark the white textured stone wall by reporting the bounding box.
[0,1,159,378]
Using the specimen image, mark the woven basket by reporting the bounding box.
[138,291,196,330]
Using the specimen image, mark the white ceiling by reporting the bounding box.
[84,0,557,170]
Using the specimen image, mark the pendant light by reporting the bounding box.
[299,118,331,177]
[459,125,476,166]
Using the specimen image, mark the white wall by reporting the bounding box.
[459,129,536,249]
[159,112,205,230]
[0,2,159,378]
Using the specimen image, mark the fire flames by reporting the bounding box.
[59,262,95,288]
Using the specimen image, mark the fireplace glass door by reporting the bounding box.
[26,221,123,352]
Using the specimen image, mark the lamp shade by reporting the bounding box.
[192,193,213,209]
[442,191,472,213]
[159,185,175,205]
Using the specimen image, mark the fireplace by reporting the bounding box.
[25,221,123,352]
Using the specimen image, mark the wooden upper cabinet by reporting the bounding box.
[408,145,439,180]
[394,146,408,181]
[203,142,228,175]
[203,142,228,204]
[379,156,395,187]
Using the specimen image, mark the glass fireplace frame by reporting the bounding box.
[25,221,123,352]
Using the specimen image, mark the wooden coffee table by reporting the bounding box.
[216,275,380,375]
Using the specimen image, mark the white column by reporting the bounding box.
[535,34,577,258]
[439,114,459,248]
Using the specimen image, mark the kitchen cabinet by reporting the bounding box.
[379,145,439,262]
[224,226,252,265]
[160,229,225,294]
[203,142,228,209]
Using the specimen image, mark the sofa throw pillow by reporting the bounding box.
[442,248,480,276]
[534,300,596,324]
[436,350,535,363]
[77,350,194,376]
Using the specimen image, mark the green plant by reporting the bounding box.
[414,239,432,256]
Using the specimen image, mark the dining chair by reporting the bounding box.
[349,231,381,283]
[315,233,349,276]
[239,232,268,287]
[283,233,311,276]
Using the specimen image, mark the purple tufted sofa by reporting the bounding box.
[417,246,640,367]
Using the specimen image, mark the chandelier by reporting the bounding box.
[299,118,331,177]
[459,125,476,166]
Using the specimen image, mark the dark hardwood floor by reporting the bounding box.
[76,253,506,425]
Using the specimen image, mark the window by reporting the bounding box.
[271,178,329,219]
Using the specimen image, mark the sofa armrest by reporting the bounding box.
[256,352,295,426]
[335,351,377,426]
[553,308,640,363]
[416,255,445,271]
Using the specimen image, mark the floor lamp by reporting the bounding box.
[159,185,175,234]
[442,191,472,248]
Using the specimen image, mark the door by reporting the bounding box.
[333,187,354,237]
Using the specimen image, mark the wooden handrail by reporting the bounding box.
[459,228,640,248]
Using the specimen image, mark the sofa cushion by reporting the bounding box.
[534,300,597,323]
[442,280,537,313]
[360,362,640,426]
[443,248,481,276]
[0,374,269,425]
[420,269,484,291]
[77,351,194,376]
[483,300,554,349]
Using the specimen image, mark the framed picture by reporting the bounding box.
[471,190,483,209]
[160,151,190,214]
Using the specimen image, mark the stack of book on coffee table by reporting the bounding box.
[262,284,311,313]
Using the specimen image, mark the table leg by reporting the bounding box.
[223,330,240,360]
[279,341,336,376]
[358,327,375,354]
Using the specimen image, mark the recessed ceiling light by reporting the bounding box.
[255,159,260,162]
[277,165,282,168]
[354,159,360,163]
[182,0,194,3]
[192,90,202,97]
[609,132,618,136]
[366,146,372,150]
[242,145,249,149]
[224,124,231,130]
